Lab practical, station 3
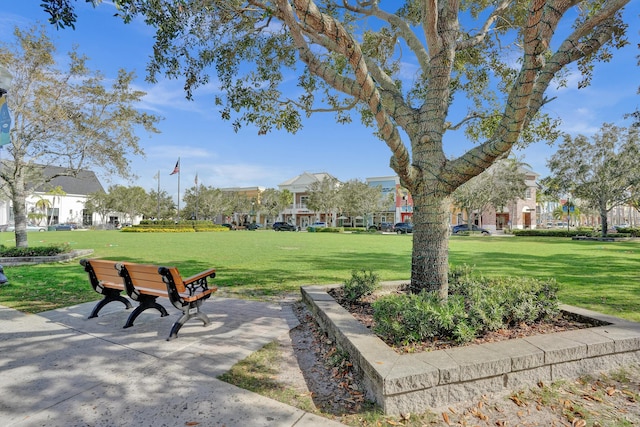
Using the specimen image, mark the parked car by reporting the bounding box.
[5,224,47,232]
[55,223,78,231]
[393,222,414,234]
[273,222,296,231]
[378,222,394,232]
[451,224,491,235]
[221,223,235,230]
[310,222,327,228]
[246,223,262,230]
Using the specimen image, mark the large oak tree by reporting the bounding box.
[42,0,632,295]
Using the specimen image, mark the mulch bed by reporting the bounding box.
[328,287,595,354]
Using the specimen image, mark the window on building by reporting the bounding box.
[525,188,532,199]
[299,196,309,209]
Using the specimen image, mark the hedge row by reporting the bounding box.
[122,221,229,233]
[0,243,71,257]
[512,227,640,237]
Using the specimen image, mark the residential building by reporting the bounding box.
[365,176,410,225]
[0,165,106,227]
[451,168,539,232]
[278,172,338,229]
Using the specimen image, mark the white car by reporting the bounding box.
[5,224,47,232]
[310,222,327,228]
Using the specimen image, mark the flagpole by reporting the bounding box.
[177,159,181,223]
[195,173,199,221]
[170,158,181,222]
[156,170,160,220]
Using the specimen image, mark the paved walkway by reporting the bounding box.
[0,297,347,426]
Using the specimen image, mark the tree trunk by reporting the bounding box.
[409,193,451,298]
[11,174,28,248]
[600,204,608,237]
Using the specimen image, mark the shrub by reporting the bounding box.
[372,292,473,345]
[307,226,342,233]
[343,269,380,303]
[121,221,229,232]
[372,265,561,346]
[0,243,71,257]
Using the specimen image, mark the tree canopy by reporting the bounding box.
[543,123,640,236]
[39,0,633,294]
[0,25,161,247]
[452,157,528,228]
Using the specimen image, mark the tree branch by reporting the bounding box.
[456,0,512,51]
[423,0,442,56]
[284,0,415,184]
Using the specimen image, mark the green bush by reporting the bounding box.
[307,226,342,233]
[512,229,579,237]
[122,221,229,233]
[612,227,640,237]
[372,292,472,345]
[512,228,639,238]
[372,265,560,346]
[0,244,71,257]
[343,269,380,303]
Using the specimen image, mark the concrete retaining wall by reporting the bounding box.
[0,249,94,266]
[301,284,640,415]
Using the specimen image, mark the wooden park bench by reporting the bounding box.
[81,258,133,319]
[81,259,217,340]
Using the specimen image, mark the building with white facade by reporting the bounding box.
[0,165,105,228]
[278,172,339,229]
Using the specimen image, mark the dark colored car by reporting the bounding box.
[55,223,77,231]
[451,224,491,235]
[379,222,394,232]
[369,222,394,232]
[246,223,261,230]
[221,223,234,230]
[273,222,296,231]
[393,222,414,234]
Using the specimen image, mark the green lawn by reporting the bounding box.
[0,230,638,322]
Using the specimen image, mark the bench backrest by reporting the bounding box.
[80,259,124,291]
[115,262,178,297]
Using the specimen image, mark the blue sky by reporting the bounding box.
[1,1,638,200]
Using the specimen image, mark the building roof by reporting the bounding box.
[31,165,104,196]
[278,172,336,188]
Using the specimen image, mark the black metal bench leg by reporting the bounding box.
[88,293,132,319]
[166,304,211,341]
[123,296,169,328]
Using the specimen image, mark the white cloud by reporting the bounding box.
[202,163,294,188]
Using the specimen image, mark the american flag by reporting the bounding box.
[170,159,180,175]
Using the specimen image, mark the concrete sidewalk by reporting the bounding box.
[0,297,347,426]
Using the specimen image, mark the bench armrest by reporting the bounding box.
[183,268,217,285]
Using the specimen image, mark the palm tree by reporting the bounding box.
[34,197,52,226]
[46,186,66,225]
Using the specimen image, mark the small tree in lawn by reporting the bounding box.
[108,185,149,224]
[84,190,113,228]
[143,189,175,220]
[39,0,634,295]
[0,25,160,247]
[307,176,340,225]
[258,188,293,225]
[338,179,383,227]
[453,157,528,230]
[543,124,640,237]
